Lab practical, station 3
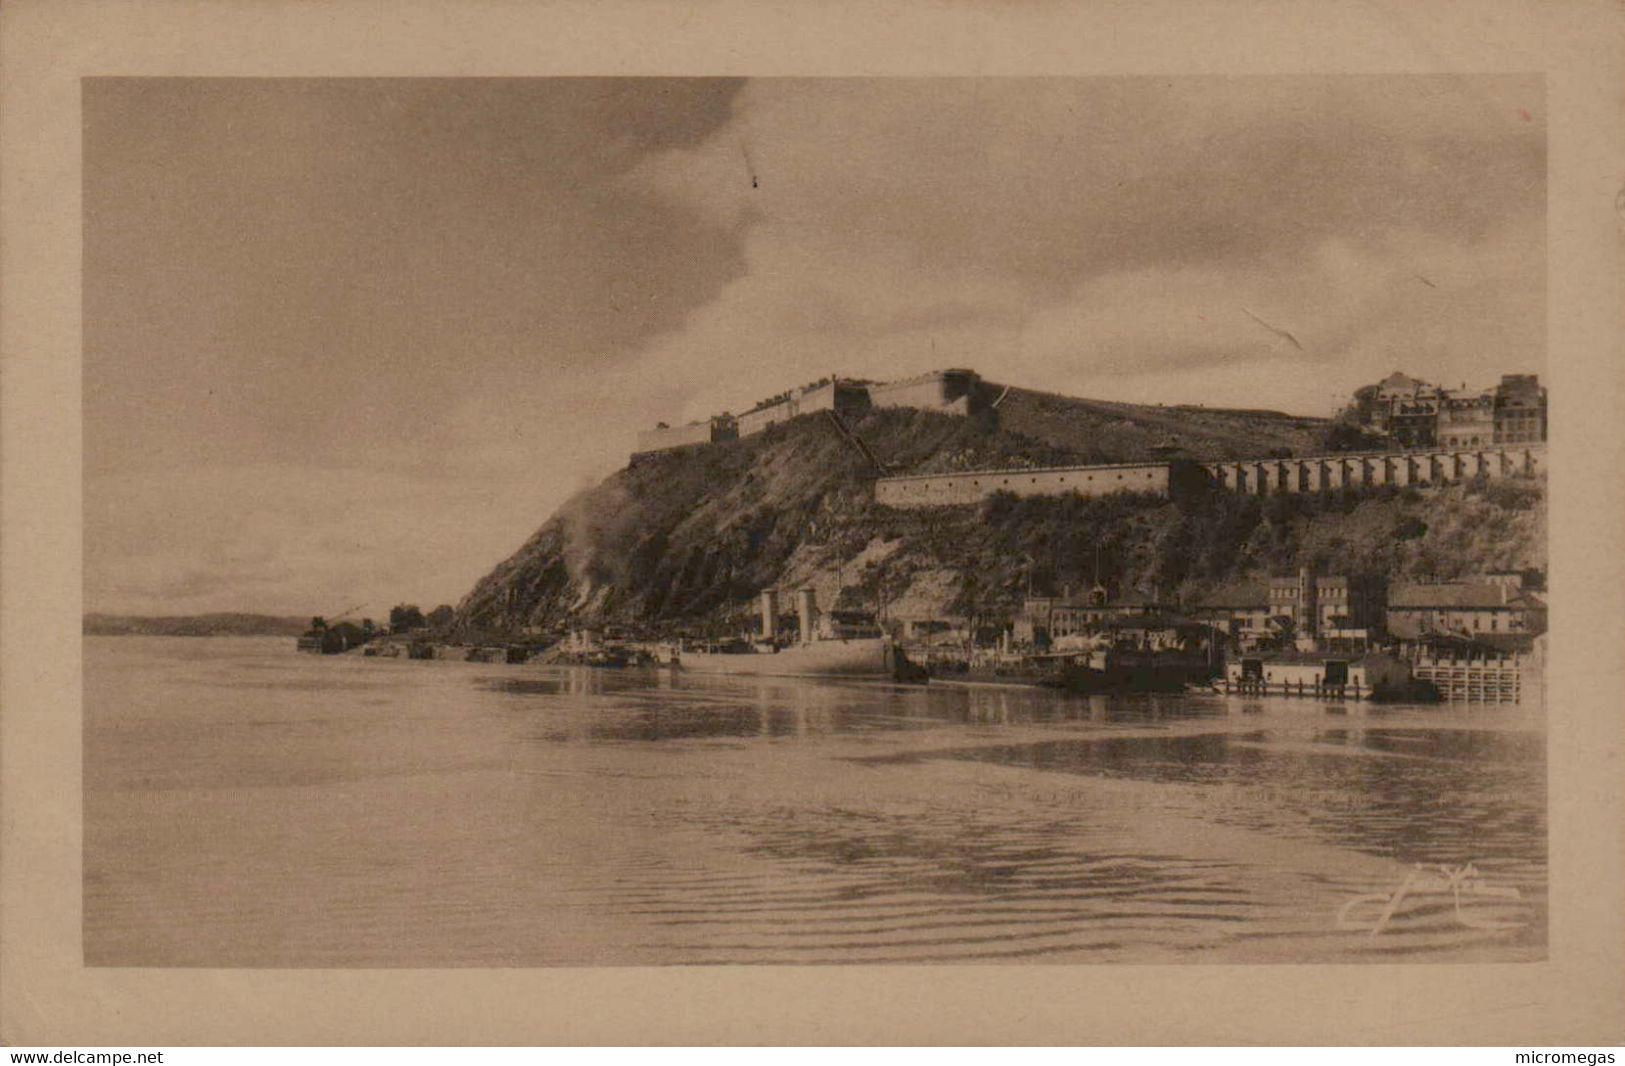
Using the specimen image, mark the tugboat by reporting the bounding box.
[1043,615,1218,693]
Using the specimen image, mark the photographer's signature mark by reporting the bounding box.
[1338,863,1525,937]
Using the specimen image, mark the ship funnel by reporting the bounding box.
[760,590,779,641]
[797,587,816,645]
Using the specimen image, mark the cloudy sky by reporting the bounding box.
[84,76,1545,618]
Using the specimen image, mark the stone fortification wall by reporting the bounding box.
[635,420,722,454]
[735,381,871,438]
[737,398,793,435]
[639,370,984,458]
[867,369,984,415]
[1200,444,1544,494]
[876,461,1170,507]
[875,444,1545,509]
[796,381,871,419]
[735,397,794,438]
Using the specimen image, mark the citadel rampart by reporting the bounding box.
[636,369,988,458]
[635,417,738,454]
[876,461,1173,507]
[874,444,1545,509]
[867,368,988,416]
[1200,445,1544,494]
[735,380,871,438]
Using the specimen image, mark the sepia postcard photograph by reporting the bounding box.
[80,73,1554,969]
[3,0,1623,1049]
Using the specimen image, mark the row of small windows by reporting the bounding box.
[893,470,1161,491]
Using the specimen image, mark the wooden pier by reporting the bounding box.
[1221,678,1369,700]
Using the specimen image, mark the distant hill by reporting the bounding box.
[83,613,311,637]
[456,400,1544,635]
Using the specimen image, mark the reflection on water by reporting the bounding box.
[83,637,1546,966]
[894,729,1544,868]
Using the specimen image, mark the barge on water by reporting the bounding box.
[930,647,1211,694]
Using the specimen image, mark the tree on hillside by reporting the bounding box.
[1321,421,1387,453]
[1347,383,1381,425]
[389,604,427,632]
[427,605,455,631]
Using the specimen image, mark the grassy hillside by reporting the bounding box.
[988,386,1331,463]
[457,406,1544,635]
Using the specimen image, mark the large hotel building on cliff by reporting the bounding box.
[1365,371,1546,449]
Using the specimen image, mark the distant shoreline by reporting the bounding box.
[83,613,310,638]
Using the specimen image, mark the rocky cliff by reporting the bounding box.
[456,397,1544,635]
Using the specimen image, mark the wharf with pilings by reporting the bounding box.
[1221,678,1374,701]
[1409,662,1524,704]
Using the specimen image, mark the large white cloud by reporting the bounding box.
[85,77,1546,615]
[615,76,1544,418]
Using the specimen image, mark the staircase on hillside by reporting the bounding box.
[825,410,887,474]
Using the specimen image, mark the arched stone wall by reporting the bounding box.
[873,444,1544,509]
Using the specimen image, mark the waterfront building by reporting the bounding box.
[1384,578,1547,640]
[1190,579,1273,647]
[1097,613,1213,655]
[1222,649,1412,699]
[1394,632,1532,703]
[1015,586,1173,646]
[1266,569,1387,647]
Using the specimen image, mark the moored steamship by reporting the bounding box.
[666,589,922,681]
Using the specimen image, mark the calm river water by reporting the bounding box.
[84,636,1546,966]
